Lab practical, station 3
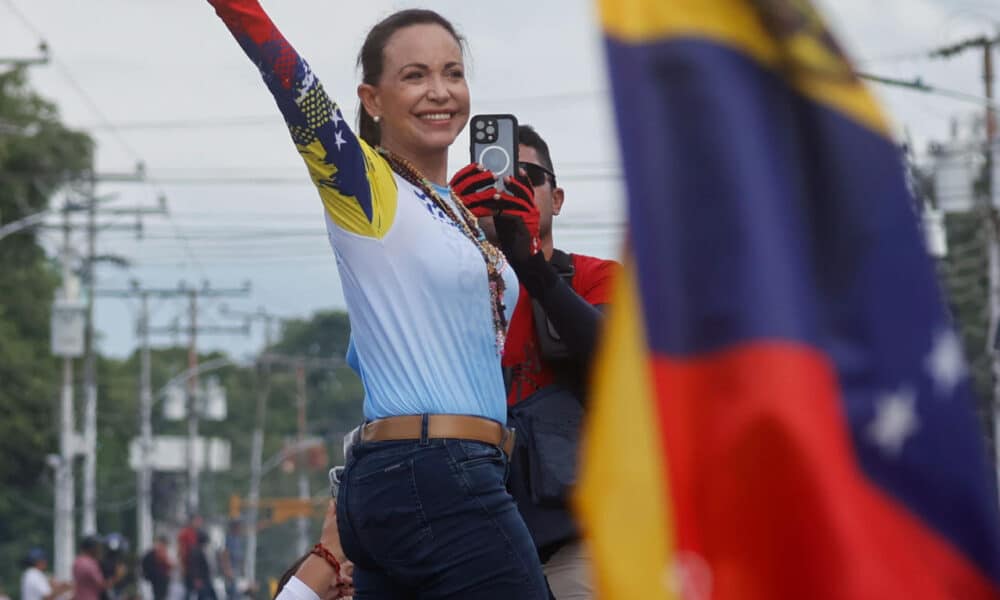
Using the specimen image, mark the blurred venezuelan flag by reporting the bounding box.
[576,0,1000,598]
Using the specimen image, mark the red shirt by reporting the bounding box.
[72,555,104,600]
[177,526,197,573]
[503,253,620,405]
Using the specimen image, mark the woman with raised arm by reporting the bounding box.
[205,1,549,597]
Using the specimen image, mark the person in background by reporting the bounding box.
[453,124,620,598]
[73,536,124,600]
[218,520,244,600]
[99,534,134,600]
[177,515,202,584]
[185,531,216,600]
[21,548,73,600]
[140,536,173,600]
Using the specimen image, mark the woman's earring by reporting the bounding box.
[373,115,381,124]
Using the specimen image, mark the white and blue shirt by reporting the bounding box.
[211,0,517,424]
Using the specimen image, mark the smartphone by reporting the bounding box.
[469,114,519,193]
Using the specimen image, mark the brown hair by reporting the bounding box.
[356,9,466,146]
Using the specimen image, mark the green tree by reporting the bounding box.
[76,310,361,597]
[0,67,93,592]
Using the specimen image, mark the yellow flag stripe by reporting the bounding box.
[597,0,889,137]
[575,263,678,599]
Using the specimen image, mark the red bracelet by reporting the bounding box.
[310,543,343,584]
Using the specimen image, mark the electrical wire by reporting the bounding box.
[2,0,210,279]
[76,89,609,132]
[858,72,1000,111]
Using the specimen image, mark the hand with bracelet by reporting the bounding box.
[277,500,354,600]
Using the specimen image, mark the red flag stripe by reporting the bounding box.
[651,342,999,599]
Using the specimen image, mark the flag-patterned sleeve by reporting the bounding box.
[207,0,396,238]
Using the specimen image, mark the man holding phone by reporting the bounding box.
[452,124,620,599]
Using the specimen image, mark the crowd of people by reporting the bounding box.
[15,516,250,600]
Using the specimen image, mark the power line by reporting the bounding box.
[1,0,44,40]
[75,89,609,132]
[1,0,209,279]
[858,72,1000,111]
[126,172,622,186]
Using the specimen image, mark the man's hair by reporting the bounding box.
[80,535,101,553]
[518,125,554,173]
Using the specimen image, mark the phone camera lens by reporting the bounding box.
[475,121,485,130]
[475,131,486,141]
[486,126,496,135]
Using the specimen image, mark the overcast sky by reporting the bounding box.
[1,0,997,359]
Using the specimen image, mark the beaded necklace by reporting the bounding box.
[376,146,508,353]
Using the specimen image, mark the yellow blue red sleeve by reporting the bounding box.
[208,0,396,238]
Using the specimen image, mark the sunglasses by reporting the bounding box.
[518,161,557,187]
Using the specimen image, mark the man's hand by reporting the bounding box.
[450,163,498,219]
[451,164,541,260]
[295,499,349,598]
[319,499,346,564]
[492,174,541,263]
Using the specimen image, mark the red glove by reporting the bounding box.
[450,163,497,219]
[492,174,541,259]
[450,164,541,257]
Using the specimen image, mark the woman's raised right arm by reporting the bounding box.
[207,0,396,238]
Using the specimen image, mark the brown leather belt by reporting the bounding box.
[361,414,516,457]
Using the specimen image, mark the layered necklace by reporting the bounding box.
[376,146,508,353]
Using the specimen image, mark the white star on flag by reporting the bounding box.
[867,387,920,457]
[334,131,346,151]
[330,109,343,128]
[925,329,966,396]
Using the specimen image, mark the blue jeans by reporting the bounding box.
[336,435,549,599]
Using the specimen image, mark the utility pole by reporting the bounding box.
[81,181,98,536]
[245,358,271,588]
[138,291,153,553]
[78,170,162,535]
[985,40,1000,487]
[52,203,82,581]
[149,283,251,518]
[217,305,286,588]
[97,281,245,552]
[243,351,341,585]
[931,33,1000,488]
[186,289,199,517]
[296,362,310,556]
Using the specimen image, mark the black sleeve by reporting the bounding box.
[512,253,603,361]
